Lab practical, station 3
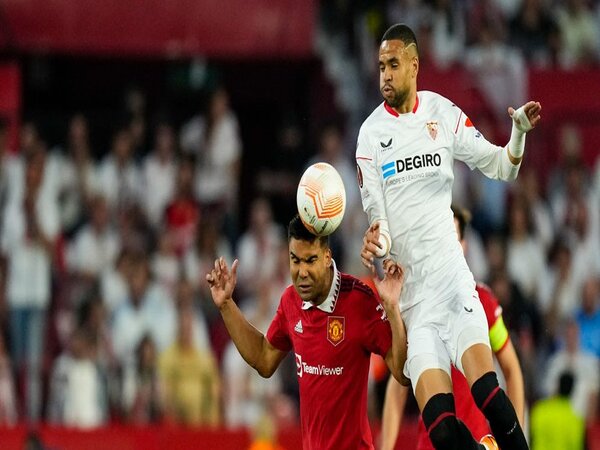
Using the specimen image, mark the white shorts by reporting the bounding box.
[402,280,490,391]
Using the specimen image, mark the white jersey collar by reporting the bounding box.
[301,260,341,313]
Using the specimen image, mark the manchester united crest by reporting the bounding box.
[426,121,438,140]
[327,316,345,346]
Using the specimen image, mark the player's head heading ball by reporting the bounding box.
[287,214,333,305]
[288,214,329,248]
[381,24,419,56]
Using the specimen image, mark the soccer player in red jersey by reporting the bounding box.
[206,215,408,450]
[380,205,525,450]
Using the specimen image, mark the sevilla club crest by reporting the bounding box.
[426,121,438,140]
[327,316,345,346]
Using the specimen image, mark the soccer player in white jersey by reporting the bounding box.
[356,24,541,450]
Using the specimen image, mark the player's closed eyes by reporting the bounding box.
[291,257,317,265]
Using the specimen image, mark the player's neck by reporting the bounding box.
[309,267,334,307]
[391,91,418,115]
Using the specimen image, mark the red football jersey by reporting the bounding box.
[416,283,508,449]
[267,270,392,450]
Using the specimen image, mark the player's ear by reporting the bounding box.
[325,248,332,267]
[412,55,419,78]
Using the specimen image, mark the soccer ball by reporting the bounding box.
[296,162,346,237]
[479,435,499,450]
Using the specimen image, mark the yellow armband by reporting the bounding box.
[489,316,509,353]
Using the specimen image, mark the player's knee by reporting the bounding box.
[422,393,460,450]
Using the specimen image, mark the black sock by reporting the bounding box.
[422,393,481,450]
[471,372,529,450]
[456,418,485,449]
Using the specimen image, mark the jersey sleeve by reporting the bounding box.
[477,284,510,353]
[266,298,292,352]
[360,290,393,357]
[356,126,388,226]
[451,108,520,181]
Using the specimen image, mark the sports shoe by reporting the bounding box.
[479,434,498,450]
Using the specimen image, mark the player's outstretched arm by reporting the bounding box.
[456,100,542,182]
[207,257,286,378]
[496,339,525,426]
[380,376,411,450]
[375,259,409,385]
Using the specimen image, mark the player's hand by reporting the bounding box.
[206,257,238,310]
[361,222,383,271]
[508,101,541,132]
[374,259,404,310]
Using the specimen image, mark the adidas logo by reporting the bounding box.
[294,320,303,334]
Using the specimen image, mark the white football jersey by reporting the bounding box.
[356,91,520,310]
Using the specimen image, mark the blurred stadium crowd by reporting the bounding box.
[0,0,597,447]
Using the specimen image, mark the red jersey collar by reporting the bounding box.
[384,94,419,117]
[301,260,341,313]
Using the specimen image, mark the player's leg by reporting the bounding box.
[408,326,484,450]
[461,344,529,450]
[451,284,528,449]
[415,368,483,450]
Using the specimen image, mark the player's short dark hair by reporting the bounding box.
[558,371,575,397]
[288,214,329,248]
[381,23,419,54]
[451,204,472,241]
